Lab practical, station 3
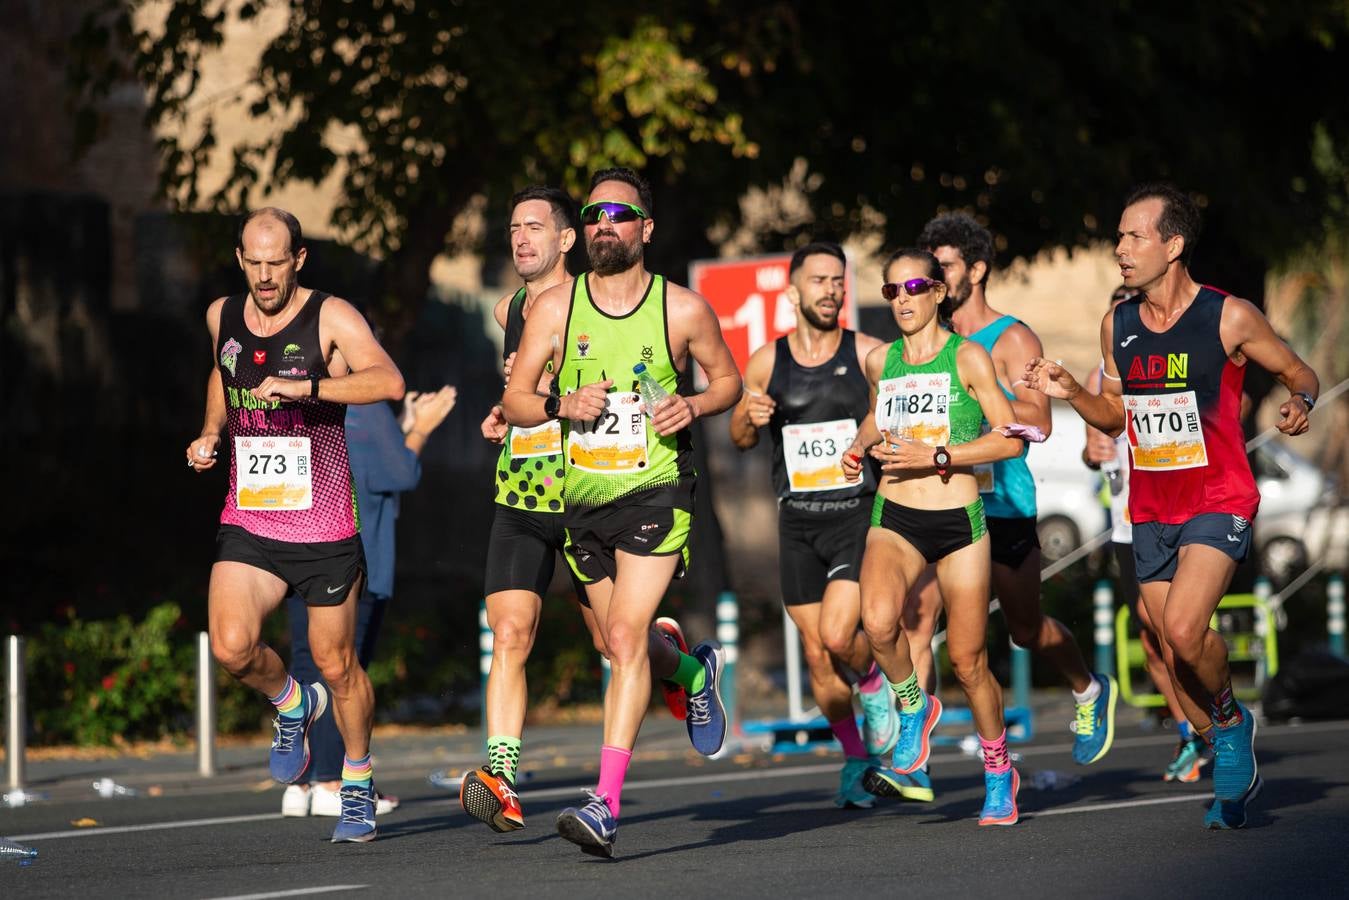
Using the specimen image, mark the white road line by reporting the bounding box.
[14,812,277,841]
[1030,793,1209,817]
[203,888,369,900]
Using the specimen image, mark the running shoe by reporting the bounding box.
[858,686,899,757]
[1164,736,1212,783]
[280,783,310,817]
[686,640,727,756]
[654,616,689,720]
[978,768,1020,826]
[835,757,880,809]
[1070,673,1118,765]
[269,682,327,784]
[863,764,935,802]
[330,782,378,843]
[460,766,525,832]
[1207,705,1260,829]
[311,782,400,816]
[890,693,943,774]
[556,791,617,858]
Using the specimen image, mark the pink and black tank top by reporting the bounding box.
[215,291,358,542]
[1111,287,1259,525]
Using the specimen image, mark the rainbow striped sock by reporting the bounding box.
[342,754,373,787]
[269,676,304,720]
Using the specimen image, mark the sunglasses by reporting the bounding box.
[880,277,941,300]
[579,201,648,225]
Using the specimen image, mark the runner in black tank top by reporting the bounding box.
[730,243,901,807]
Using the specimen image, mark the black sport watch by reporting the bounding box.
[543,394,561,419]
[933,445,952,478]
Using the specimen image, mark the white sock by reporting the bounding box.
[1072,678,1102,705]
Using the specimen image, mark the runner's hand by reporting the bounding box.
[400,390,421,434]
[1277,394,1311,436]
[841,444,865,482]
[1022,357,1080,401]
[251,376,308,403]
[870,432,934,472]
[186,434,220,471]
[743,391,776,428]
[560,379,613,422]
[650,394,697,436]
[481,405,508,443]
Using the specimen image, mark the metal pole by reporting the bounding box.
[717,591,739,731]
[1093,580,1115,676]
[196,632,216,777]
[6,636,25,791]
[1010,639,1031,714]
[783,607,804,720]
[1329,574,1346,659]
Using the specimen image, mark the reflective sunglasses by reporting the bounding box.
[579,200,648,225]
[880,277,941,300]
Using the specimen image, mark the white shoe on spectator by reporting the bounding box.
[310,782,399,816]
[280,783,311,817]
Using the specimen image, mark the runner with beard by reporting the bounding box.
[502,167,742,856]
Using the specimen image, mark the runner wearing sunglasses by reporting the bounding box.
[729,242,897,809]
[841,247,1027,826]
[502,166,743,857]
[1025,183,1318,829]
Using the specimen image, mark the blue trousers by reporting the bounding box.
[286,591,387,782]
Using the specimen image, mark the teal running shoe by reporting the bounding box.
[978,768,1020,826]
[557,791,618,857]
[859,686,899,757]
[1207,704,1259,829]
[863,764,935,802]
[891,693,942,774]
[1164,736,1212,783]
[330,782,378,843]
[1071,673,1118,765]
[835,757,880,809]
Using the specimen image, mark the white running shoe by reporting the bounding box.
[280,783,311,817]
[310,782,399,816]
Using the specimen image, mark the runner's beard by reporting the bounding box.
[800,301,840,332]
[587,233,643,276]
[945,275,972,311]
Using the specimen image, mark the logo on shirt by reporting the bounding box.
[834,366,849,376]
[1120,334,1139,347]
[253,350,267,366]
[278,366,309,377]
[576,333,591,358]
[641,345,654,363]
[1125,353,1188,388]
[220,337,242,376]
[282,342,305,362]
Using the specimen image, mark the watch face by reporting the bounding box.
[935,449,951,466]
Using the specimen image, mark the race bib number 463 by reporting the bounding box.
[782,418,858,493]
[1124,391,1208,471]
[567,392,648,473]
[876,373,951,447]
[235,436,313,509]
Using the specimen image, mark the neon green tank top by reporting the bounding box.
[494,288,566,513]
[557,273,693,508]
[875,332,983,446]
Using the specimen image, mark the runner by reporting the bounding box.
[460,186,690,834]
[503,166,742,856]
[728,241,898,807]
[1025,182,1319,828]
[843,247,1028,826]
[186,207,405,843]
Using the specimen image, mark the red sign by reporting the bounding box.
[688,253,856,375]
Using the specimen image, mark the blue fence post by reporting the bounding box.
[717,591,739,731]
[1329,574,1346,659]
[1094,579,1115,677]
[478,600,492,736]
[1010,639,1031,715]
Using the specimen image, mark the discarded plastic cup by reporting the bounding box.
[2,790,48,808]
[0,836,39,859]
[92,777,138,798]
[426,769,462,790]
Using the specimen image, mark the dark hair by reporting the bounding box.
[588,166,654,216]
[788,241,846,278]
[1122,182,1201,264]
[881,247,944,285]
[510,185,576,232]
[237,207,303,254]
[917,212,994,286]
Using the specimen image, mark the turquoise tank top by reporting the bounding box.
[968,315,1036,518]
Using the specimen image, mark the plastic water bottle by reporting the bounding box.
[633,363,669,416]
[0,836,38,859]
[92,777,138,798]
[1101,456,1123,496]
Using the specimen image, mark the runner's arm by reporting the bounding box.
[842,344,888,480]
[502,286,569,427]
[187,299,227,470]
[728,343,776,450]
[1024,311,1123,435]
[681,289,743,420]
[998,323,1052,433]
[946,341,1022,466]
[1222,296,1319,436]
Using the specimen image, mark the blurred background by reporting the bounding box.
[5,0,1349,746]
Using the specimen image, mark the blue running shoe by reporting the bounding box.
[835,757,880,809]
[686,641,727,757]
[890,693,942,774]
[330,782,378,843]
[1207,704,1259,829]
[1204,777,1262,830]
[1164,736,1212,783]
[1071,673,1118,765]
[268,682,327,784]
[978,768,1020,826]
[863,764,935,802]
[858,687,899,757]
[556,791,617,858]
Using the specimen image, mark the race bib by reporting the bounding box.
[567,392,648,474]
[509,420,563,458]
[876,373,951,447]
[1124,391,1208,471]
[782,418,858,493]
[235,436,312,510]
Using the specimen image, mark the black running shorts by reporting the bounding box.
[987,515,1041,569]
[870,495,987,564]
[215,524,365,607]
[484,504,589,604]
[778,505,869,606]
[1132,513,1252,583]
[563,484,693,585]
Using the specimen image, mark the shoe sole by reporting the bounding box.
[556,812,614,858]
[979,769,1021,826]
[1079,675,1118,766]
[862,768,934,803]
[894,696,942,775]
[655,617,689,721]
[271,683,328,785]
[331,827,378,843]
[460,771,525,833]
[1206,775,1263,830]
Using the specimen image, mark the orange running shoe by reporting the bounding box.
[654,616,689,720]
[460,766,525,833]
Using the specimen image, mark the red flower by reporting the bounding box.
[102,673,118,691]
[63,661,76,677]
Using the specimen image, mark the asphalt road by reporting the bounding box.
[4,717,1348,899]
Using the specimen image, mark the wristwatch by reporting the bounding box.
[309,374,322,399]
[543,394,561,419]
[933,445,951,478]
[1294,390,1316,412]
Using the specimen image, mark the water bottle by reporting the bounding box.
[1101,455,1123,496]
[633,363,669,417]
[0,836,39,859]
[92,777,138,798]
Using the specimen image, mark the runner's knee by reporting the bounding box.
[210,625,259,674]
[603,619,647,666]
[949,647,990,691]
[492,612,539,656]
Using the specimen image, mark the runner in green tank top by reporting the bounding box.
[840,248,1028,826]
[501,167,742,858]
